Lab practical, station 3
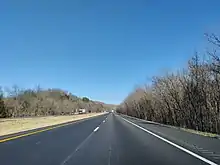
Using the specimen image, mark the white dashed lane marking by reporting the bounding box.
[93,127,99,132]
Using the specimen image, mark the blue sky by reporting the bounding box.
[0,1,220,104]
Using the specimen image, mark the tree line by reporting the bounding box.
[117,34,220,134]
[0,86,110,118]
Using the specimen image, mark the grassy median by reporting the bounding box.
[0,113,105,136]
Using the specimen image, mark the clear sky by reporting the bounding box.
[0,1,220,104]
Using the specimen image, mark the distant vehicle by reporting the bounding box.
[111,110,114,113]
[78,109,86,114]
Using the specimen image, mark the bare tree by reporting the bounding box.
[118,33,220,134]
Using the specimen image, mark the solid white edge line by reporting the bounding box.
[121,117,217,165]
[103,120,106,123]
[93,126,99,132]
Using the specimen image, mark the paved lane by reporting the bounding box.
[120,114,220,164]
[63,113,211,165]
[0,113,216,165]
[0,114,108,165]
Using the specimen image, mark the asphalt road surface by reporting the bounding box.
[0,113,217,165]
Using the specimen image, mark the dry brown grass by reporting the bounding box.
[180,128,218,138]
[0,113,105,136]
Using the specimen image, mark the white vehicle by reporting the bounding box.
[78,109,86,114]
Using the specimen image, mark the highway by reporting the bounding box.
[0,113,218,165]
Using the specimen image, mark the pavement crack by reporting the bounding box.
[108,145,112,165]
[60,131,95,165]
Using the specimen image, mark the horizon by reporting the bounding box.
[1,1,220,104]
[1,85,118,105]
